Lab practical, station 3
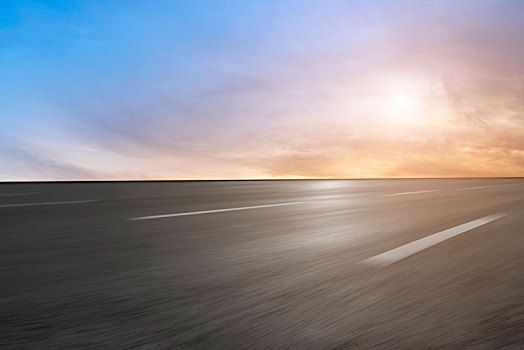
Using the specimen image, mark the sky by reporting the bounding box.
[1,0,523,180]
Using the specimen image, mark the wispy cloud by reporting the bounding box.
[1,0,523,180]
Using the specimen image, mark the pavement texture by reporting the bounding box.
[1,179,524,349]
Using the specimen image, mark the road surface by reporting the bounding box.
[1,179,524,349]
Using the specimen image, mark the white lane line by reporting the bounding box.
[129,201,305,221]
[459,186,493,190]
[459,183,521,191]
[383,183,521,196]
[361,213,506,268]
[0,200,100,208]
[383,190,439,197]
[0,192,41,197]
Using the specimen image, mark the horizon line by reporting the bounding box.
[2,176,523,184]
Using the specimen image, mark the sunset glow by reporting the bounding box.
[1,1,523,180]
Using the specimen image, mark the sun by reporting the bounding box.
[392,93,414,112]
[384,91,424,125]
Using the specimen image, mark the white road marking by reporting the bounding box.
[0,200,100,208]
[0,192,41,197]
[459,183,520,191]
[382,183,521,196]
[383,190,439,197]
[361,213,506,268]
[129,201,305,221]
[459,186,493,190]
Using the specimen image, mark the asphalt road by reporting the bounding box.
[1,179,524,349]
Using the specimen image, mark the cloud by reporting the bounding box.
[0,143,98,181]
[1,0,523,179]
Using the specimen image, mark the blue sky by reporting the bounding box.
[1,0,523,180]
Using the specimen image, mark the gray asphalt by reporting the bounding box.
[1,179,524,349]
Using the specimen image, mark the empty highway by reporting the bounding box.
[1,179,524,349]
